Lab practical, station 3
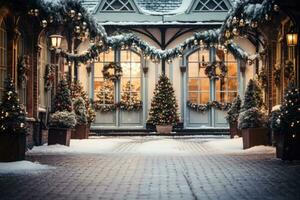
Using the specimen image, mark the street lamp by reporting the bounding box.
[286,30,298,47]
[49,34,63,48]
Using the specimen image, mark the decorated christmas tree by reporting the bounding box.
[52,79,72,112]
[119,81,142,111]
[226,95,241,124]
[96,81,114,104]
[0,78,26,134]
[147,75,179,125]
[238,79,266,129]
[70,80,90,108]
[278,84,300,131]
[241,79,263,111]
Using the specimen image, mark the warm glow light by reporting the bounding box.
[50,34,63,48]
[286,32,298,46]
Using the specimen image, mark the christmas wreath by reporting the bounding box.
[273,68,281,86]
[187,100,232,112]
[102,62,123,81]
[204,61,227,79]
[44,64,56,91]
[258,70,268,88]
[284,60,294,80]
[17,56,28,86]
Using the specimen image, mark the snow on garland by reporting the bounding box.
[22,0,278,63]
[187,101,232,112]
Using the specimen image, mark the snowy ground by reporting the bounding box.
[27,136,275,156]
[0,161,54,174]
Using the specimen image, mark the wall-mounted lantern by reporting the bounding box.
[286,29,298,47]
[49,34,63,48]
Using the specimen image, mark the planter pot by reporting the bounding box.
[242,127,268,149]
[156,125,173,134]
[275,129,300,161]
[71,124,88,139]
[0,133,26,162]
[48,127,71,146]
[229,122,242,138]
[86,123,91,137]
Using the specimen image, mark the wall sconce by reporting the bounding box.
[49,34,63,48]
[286,28,298,47]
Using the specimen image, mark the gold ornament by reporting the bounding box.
[77,13,82,20]
[34,9,39,16]
[232,16,238,24]
[82,22,87,30]
[232,28,239,36]
[225,30,231,38]
[239,19,245,27]
[273,4,280,12]
[265,14,271,21]
[75,26,81,33]
[69,10,76,18]
[251,21,258,28]
[42,20,47,28]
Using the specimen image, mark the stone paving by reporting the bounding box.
[0,136,300,200]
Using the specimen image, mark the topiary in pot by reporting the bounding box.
[238,79,268,149]
[226,95,241,138]
[147,75,180,133]
[72,97,89,139]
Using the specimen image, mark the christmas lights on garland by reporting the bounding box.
[187,101,232,112]
[44,64,56,91]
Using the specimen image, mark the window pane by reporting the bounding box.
[199,67,206,77]
[228,63,237,76]
[130,78,141,92]
[228,78,238,91]
[199,50,209,63]
[199,92,209,104]
[215,78,226,91]
[131,51,141,62]
[188,63,199,77]
[104,51,114,62]
[131,63,141,77]
[189,92,197,103]
[216,92,227,102]
[216,49,225,61]
[199,78,209,91]
[95,80,114,104]
[228,92,237,102]
[94,63,103,77]
[122,63,130,77]
[188,78,198,91]
[225,53,235,62]
[121,50,130,62]
[188,51,198,62]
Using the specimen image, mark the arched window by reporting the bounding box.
[0,20,7,101]
[215,50,238,102]
[38,32,50,108]
[187,49,210,104]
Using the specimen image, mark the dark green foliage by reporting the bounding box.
[147,75,179,125]
[278,84,300,132]
[269,109,281,132]
[73,97,87,125]
[0,78,26,134]
[226,95,241,124]
[238,108,267,129]
[241,79,263,111]
[52,79,72,112]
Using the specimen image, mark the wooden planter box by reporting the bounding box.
[48,127,71,146]
[275,129,300,160]
[229,122,242,138]
[71,124,88,139]
[156,125,173,134]
[242,127,268,149]
[0,133,26,162]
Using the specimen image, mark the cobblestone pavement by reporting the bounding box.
[1,136,300,200]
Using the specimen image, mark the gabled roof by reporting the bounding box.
[82,0,233,25]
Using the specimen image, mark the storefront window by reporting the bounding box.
[0,21,7,101]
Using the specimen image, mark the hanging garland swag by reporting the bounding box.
[102,62,123,81]
[187,100,232,112]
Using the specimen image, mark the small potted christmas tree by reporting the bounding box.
[49,79,76,146]
[226,95,241,138]
[72,97,88,139]
[147,75,179,134]
[0,78,27,161]
[70,81,94,138]
[276,84,300,160]
[238,79,268,149]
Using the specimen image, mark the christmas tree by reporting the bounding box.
[147,75,179,125]
[70,80,90,108]
[96,81,114,104]
[278,84,300,131]
[52,79,72,112]
[0,77,26,134]
[119,81,142,111]
[226,95,241,124]
[241,79,263,111]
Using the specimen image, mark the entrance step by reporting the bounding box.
[90,128,229,136]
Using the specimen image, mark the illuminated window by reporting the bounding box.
[193,0,229,12]
[188,50,210,104]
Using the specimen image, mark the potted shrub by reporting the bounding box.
[226,95,242,138]
[71,81,94,136]
[147,75,180,133]
[238,79,268,149]
[275,84,300,160]
[49,79,76,146]
[72,97,88,139]
[0,78,27,162]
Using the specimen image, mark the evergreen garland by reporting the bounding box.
[0,77,26,134]
[147,75,179,125]
[44,64,55,91]
[17,56,27,86]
